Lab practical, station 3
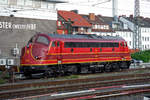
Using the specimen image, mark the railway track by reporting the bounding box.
[1,68,150,91]
[51,84,150,100]
[0,68,150,99]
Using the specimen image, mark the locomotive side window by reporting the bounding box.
[57,41,60,47]
[36,36,49,45]
[64,42,119,48]
[113,43,119,47]
[52,41,56,47]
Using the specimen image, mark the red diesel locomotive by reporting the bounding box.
[20,33,131,77]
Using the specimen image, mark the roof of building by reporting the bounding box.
[81,14,106,25]
[144,18,150,25]
[98,15,131,31]
[58,10,91,27]
[124,16,150,27]
[81,14,114,32]
[98,15,114,25]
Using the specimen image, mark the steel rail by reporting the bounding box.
[0,68,150,91]
[52,86,150,100]
[0,73,149,91]
[0,77,150,99]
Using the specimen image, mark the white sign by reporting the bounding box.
[0,22,36,30]
[7,59,14,65]
[0,59,6,65]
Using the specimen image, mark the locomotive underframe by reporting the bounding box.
[21,61,131,78]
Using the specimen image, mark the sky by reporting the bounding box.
[56,0,150,17]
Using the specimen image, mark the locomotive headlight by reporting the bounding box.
[122,57,126,60]
[35,56,42,60]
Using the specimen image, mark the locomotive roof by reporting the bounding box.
[47,34,125,41]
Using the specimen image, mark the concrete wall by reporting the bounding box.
[0,16,56,65]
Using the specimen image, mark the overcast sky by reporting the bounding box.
[56,0,150,17]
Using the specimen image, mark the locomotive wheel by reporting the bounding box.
[120,62,129,69]
[104,64,112,72]
[111,63,120,71]
[68,65,78,74]
[44,70,53,78]
[72,66,78,74]
[24,73,32,79]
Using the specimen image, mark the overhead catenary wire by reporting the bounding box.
[57,0,150,16]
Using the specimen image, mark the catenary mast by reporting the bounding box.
[134,0,142,50]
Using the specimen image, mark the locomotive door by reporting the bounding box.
[95,48,99,58]
[56,41,62,64]
[120,42,125,52]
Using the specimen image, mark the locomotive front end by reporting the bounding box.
[20,34,51,76]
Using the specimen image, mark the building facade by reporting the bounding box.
[120,16,150,50]
[98,15,133,49]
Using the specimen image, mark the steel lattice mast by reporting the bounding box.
[134,0,142,50]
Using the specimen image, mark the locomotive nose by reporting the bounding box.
[32,44,48,60]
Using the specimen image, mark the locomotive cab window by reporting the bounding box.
[51,41,61,47]
[124,42,127,47]
[120,42,123,47]
[36,36,49,45]
[28,36,36,45]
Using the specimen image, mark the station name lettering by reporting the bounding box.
[0,22,36,30]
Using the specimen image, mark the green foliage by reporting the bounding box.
[0,71,9,84]
[0,78,6,84]
[131,50,150,63]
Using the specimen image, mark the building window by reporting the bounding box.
[0,0,8,5]
[9,0,17,5]
[100,25,104,29]
[106,25,109,29]
[126,33,128,37]
[25,0,33,7]
[33,0,41,8]
[41,1,47,9]
[17,0,24,6]
[129,41,131,46]
[95,25,98,29]
[88,28,91,33]
[92,25,95,29]
[142,37,144,41]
